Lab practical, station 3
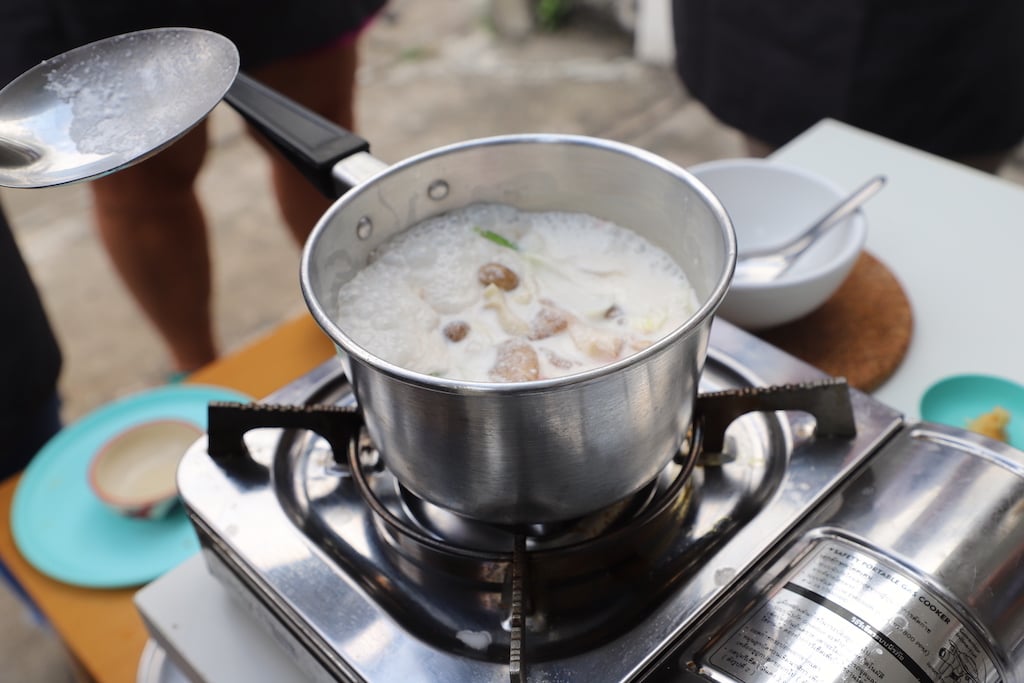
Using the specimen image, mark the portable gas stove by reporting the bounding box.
[172,321,1024,682]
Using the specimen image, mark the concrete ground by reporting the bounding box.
[2,0,1022,680]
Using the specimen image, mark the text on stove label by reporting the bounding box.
[702,538,1001,683]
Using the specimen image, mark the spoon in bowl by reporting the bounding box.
[732,174,887,283]
[0,27,239,189]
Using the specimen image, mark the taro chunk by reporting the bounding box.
[529,306,570,340]
[489,339,540,382]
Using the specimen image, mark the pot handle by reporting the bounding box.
[207,401,363,468]
[223,72,371,198]
[697,377,857,458]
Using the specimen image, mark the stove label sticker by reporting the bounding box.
[705,539,1001,683]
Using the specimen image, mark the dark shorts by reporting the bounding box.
[0,0,387,86]
[672,0,1024,157]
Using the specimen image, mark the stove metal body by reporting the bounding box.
[184,321,1020,682]
[652,417,1024,683]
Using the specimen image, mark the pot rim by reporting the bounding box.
[300,133,737,395]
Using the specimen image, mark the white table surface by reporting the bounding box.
[770,119,1024,419]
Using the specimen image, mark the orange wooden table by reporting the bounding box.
[0,315,335,683]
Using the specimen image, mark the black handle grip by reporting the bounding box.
[222,72,370,198]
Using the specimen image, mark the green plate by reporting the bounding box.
[11,384,250,588]
[920,374,1024,448]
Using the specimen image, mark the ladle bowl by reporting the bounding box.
[0,27,239,189]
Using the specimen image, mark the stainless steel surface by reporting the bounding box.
[301,134,738,524]
[331,151,390,193]
[652,422,1024,682]
[0,27,238,188]
[178,320,905,682]
[732,174,886,283]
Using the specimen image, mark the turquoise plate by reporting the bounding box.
[11,384,250,588]
[920,374,1024,448]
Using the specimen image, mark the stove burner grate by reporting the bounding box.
[341,420,703,675]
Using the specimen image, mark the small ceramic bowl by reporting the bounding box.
[88,419,203,519]
[690,158,868,330]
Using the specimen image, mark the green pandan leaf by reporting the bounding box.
[474,226,519,251]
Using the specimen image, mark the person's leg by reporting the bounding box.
[248,39,360,243]
[89,124,217,372]
[743,135,777,158]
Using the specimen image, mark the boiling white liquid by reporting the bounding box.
[335,203,700,381]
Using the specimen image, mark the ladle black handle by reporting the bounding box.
[223,72,370,198]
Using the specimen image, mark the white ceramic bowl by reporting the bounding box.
[88,419,202,519]
[690,158,868,330]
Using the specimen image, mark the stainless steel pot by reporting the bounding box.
[225,74,736,525]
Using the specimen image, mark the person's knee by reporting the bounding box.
[92,123,209,202]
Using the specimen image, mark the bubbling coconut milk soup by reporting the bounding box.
[335,202,700,382]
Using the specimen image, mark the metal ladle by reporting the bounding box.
[0,27,239,189]
[732,174,887,283]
